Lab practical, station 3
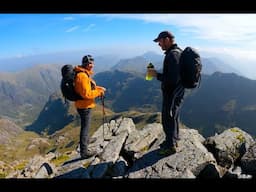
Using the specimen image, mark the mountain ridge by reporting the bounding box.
[0,53,255,138]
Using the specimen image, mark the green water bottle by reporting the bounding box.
[145,63,154,81]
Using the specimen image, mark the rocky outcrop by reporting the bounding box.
[0,118,23,144]
[6,153,56,178]
[204,127,254,170]
[240,142,256,176]
[6,117,256,178]
[126,128,217,178]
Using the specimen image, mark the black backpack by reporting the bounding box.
[174,47,202,89]
[60,64,83,101]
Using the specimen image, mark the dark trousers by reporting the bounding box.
[161,84,184,148]
[77,108,91,156]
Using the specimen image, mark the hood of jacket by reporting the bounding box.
[74,65,93,76]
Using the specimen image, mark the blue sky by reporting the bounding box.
[1,14,256,78]
[1,14,256,59]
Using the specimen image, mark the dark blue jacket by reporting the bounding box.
[156,44,182,93]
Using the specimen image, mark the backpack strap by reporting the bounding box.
[171,47,183,54]
[75,70,89,77]
[171,48,183,61]
[75,70,96,91]
[170,48,183,69]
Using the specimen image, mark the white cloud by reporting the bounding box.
[63,16,75,21]
[83,24,95,32]
[101,14,256,43]
[65,25,80,33]
[101,14,256,66]
[14,54,26,59]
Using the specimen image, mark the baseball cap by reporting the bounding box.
[153,31,175,42]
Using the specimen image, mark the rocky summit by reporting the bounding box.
[6,117,256,179]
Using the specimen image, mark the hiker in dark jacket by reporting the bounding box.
[74,54,106,159]
[148,31,185,156]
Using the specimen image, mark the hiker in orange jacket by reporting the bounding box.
[74,54,106,159]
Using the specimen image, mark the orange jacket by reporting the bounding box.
[74,66,103,109]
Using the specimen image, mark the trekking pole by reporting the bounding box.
[101,95,106,141]
[101,95,111,141]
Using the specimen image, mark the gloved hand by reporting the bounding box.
[96,86,106,97]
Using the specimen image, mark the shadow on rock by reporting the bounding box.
[126,148,166,174]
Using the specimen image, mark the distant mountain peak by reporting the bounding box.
[141,51,162,62]
[142,51,160,57]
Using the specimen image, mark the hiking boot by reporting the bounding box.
[158,146,177,156]
[160,141,178,149]
[160,141,168,148]
[81,149,97,159]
